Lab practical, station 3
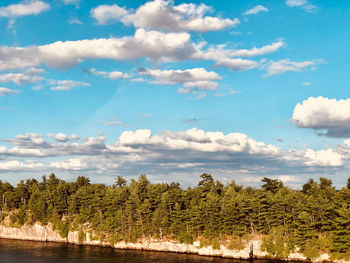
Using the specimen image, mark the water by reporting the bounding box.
[0,238,288,263]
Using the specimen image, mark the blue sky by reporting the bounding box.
[1,0,350,188]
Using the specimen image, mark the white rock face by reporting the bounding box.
[0,224,349,263]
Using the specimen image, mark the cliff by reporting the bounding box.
[0,224,347,262]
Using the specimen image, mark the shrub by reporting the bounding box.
[78,230,86,243]
[228,237,245,251]
[211,237,221,250]
[178,231,193,244]
[303,239,320,260]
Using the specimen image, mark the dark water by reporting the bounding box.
[0,238,290,263]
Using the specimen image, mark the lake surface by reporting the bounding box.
[0,238,293,263]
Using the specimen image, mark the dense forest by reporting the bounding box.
[0,174,349,260]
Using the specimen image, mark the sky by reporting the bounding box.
[1,0,350,188]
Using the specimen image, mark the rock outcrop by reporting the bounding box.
[0,224,347,262]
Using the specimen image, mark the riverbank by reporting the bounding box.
[0,224,346,263]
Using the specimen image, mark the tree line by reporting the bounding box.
[0,173,349,260]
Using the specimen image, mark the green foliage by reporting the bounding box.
[261,177,283,194]
[261,227,291,258]
[1,174,350,259]
[178,231,193,244]
[303,239,320,260]
[211,237,220,250]
[227,237,245,251]
[78,230,86,243]
[199,238,210,248]
[58,221,70,239]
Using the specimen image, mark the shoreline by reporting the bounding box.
[0,224,347,263]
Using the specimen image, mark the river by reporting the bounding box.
[0,238,294,263]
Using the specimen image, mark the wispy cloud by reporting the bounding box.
[0,87,20,96]
[50,80,90,91]
[243,5,269,15]
[262,59,323,76]
[286,0,316,12]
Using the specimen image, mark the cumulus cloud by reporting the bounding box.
[0,68,44,85]
[91,0,239,32]
[304,149,344,166]
[0,160,45,172]
[50,80,90,91]
[90,4,128,25]
[243,5,269,15]
[138,67,220,96]
[0,87,19,96]
[292,96,350,138]
[0,29,287,74]
[0,29,195,71]
[0,0,49,18]
[1,128,349,180]
[262,59,322,76]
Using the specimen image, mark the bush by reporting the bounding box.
[178,231,193,244]
[261,228,291,258]
[58,221,70,239]
[211,237,221,250]
[303,239,320,260]
[228,237,245,251]
[199,238,210,248]
[78,230,86,243]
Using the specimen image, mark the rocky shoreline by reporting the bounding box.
[0,224,347,263]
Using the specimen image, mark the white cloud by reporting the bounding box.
[61,0,80,7]
[0,0,49,18]
[103,117,127,126]
[90,4,128,25]
[50,80,90,91]
[0,67,44,85]
[286,0,315,12]
[91,0,239,32]
[139,67,220,84]
[229,41,284,57]
[0,160,45,172]
[304,149,344,166]
[286,0,308,7]
[88,68,129,80]
[213,58,259,71]
[243,5,269,15]
[1,129,349,183]
[193,41,284,60]
[262,59,322,76]
[0,72,43,85]
[191,41,284,71]
[68,18,82,24]
[139,67,220,96]
[0,87,19,96]
[302,82,311,86]
[0,29,194,71]
[292,96,350,138]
